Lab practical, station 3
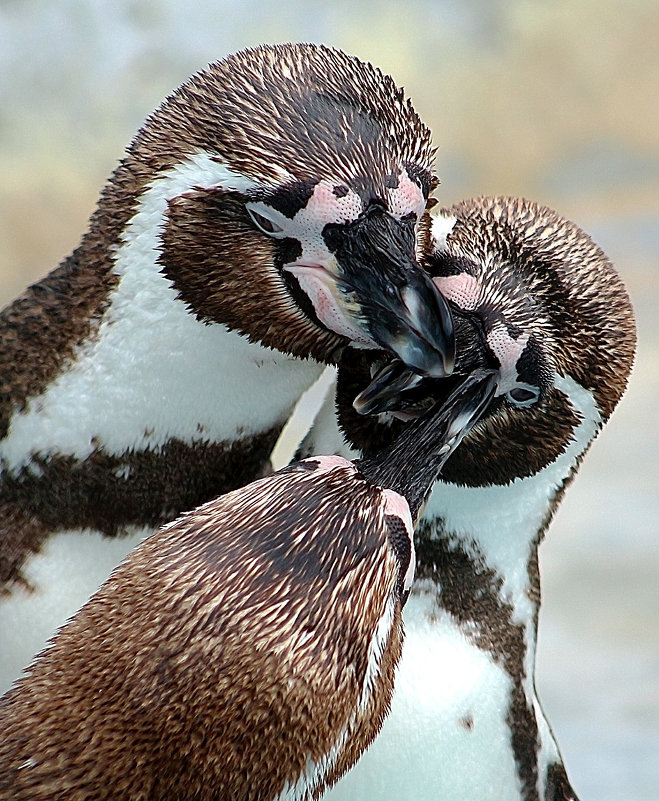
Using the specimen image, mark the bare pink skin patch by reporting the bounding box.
[253,171,426,344]
[433,272,534,397]
[291,180,364,242]
[267,179,373,344]
[284,261,376,346]
[433,273,481,311]
[386,170,426,220]
[487,324,530,395]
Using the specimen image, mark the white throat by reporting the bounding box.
[423,374,602,614]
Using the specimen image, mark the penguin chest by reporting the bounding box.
[0,322,325,694]
[325,590,541,801]
[0,318,325,468]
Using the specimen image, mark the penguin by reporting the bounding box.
[0,369,498,801]
[299,196,636,801]
[0,42,455,691]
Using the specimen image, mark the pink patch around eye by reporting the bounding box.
[302,181,363,227]
[487,324,530,395]
[386,170,425,218]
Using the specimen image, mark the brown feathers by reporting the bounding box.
[0,459,407,800]
[1,431,278,589]
[134,43,434,187]
[0,42,435,594]
[159,187,340,361]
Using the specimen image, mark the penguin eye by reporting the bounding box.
[245,203,286,237]
[506,383,540,407]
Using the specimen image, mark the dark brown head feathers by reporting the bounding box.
[133,43,435,187]
[337,196,636,489]
[429,196,636,420]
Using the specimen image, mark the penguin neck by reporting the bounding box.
[411,373,603,703]
[417,374,602,596]
[378,375,602,801]
[355,373,499,520]
[356,437,444,522]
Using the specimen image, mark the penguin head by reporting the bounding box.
[112,43,453,373]
[344,196,636,488]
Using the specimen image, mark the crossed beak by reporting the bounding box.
[284,204,455,378]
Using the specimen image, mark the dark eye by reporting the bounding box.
[507,384,540,407]
[246,204,285,236]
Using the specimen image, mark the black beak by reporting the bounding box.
[322,204,455,378]
[357,369,499,519]
[353,311,492,417]
[353,359,426,416]
[416,368,499,470]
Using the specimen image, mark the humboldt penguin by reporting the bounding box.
[0,42,454,691]
[0,369,498,801]
[300,196,636,801]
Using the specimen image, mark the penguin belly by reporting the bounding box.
[325,590,532,801]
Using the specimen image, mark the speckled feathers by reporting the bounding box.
[136,43,435,188]
[429,196,636,419]
[0,458,410,800]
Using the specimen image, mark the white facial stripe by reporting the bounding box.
[430,213,458,253]
[433,272,481,310]
[150,150,266,210]
[422,374,601,625]
[0,153,324,468]
[386,170,426,219]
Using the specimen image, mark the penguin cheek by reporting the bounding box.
[441,390,580,487]
[160,192,273,322]
[284,261,374,347]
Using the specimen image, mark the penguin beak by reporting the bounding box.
[421,368,499,469]
[354,313,492,417]
[358,369,499,521]
[284,204,455,378]
[353,359,427,417]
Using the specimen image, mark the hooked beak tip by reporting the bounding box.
[380,276,456,379]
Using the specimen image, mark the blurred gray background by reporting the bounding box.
[1,2,657,799]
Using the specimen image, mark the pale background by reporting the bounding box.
[0,2,657,799]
